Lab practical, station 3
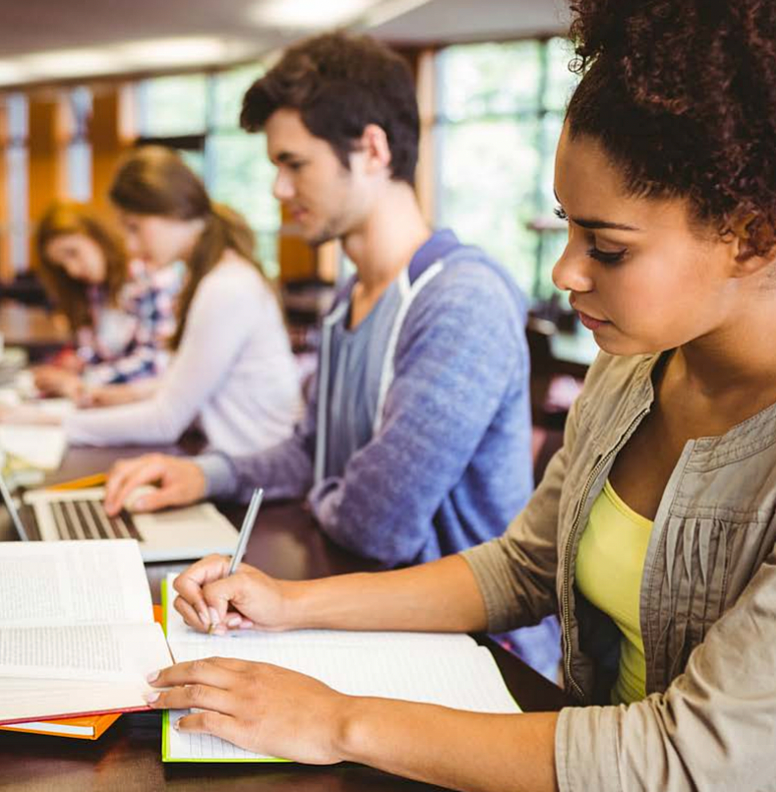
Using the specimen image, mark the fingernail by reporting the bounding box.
[198,609,210,627]
[213,624,227,636]
[239,620,254,630]
[209,607,220,626]
[227,615,241,628]
[146,670,159,682]
[134,498,146,510]
[143,691,160,704]
[173,718,181,731]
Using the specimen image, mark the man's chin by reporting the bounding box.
[304,228,337,248]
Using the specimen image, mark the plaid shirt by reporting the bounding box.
[77,260,184,386]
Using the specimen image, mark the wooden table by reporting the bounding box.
[0,446,572,791]
[0,301,70,360]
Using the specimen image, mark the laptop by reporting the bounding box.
[0,473,239,563]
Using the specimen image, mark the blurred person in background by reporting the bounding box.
[4,149,302,456]
[34,200,182,407]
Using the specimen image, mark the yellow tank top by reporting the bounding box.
[575,479,653,704]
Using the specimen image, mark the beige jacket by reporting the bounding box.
[463,351,776,792]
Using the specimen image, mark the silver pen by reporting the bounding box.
[208,487,263,634]
[227,487,264,576]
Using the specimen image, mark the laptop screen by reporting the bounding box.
[0,470,31,542]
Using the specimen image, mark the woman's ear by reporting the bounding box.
[729,213,776,276]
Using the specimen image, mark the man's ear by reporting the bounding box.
[358,124,392,175]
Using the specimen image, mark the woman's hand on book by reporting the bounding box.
[173,554,294,633]
[146,657,350,764]
[104,453,206,515]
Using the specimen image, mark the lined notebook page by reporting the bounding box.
[167,645,519,761]
[164,575,520,762]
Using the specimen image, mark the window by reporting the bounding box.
[137,74,209,138]
[435,38,578,300]
[4,93,30,273]
[207,65,279,276]
[65,87,92,202]
[135,66,280,275]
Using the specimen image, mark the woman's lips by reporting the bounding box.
[576,310,609,331]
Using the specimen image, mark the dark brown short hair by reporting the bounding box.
[566,0,776,257]
[241,32,419,186]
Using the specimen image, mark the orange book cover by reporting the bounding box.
[0,712,121,740]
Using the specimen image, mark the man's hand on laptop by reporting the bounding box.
[104,453,206,516]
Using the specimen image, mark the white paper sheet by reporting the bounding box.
[0,424,67,470]
[0,623,170,682]
[0,540,153,627]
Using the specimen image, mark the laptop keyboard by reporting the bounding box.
[50,499,140,541]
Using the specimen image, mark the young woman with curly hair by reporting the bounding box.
[142,2,776,790]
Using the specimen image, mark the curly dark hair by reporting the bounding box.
[566,0,776,257]
[240,32,419,186]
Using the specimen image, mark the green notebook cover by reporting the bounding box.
[160,577,289,763]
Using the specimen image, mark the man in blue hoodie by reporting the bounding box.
[105,32,556,672]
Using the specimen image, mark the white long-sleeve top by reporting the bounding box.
[64,253,303,455]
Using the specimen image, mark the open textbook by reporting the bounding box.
[162,573,521,762]
[0,540,172,724]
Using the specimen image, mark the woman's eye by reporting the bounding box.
[553,206,568,221]
[587,247,627,265]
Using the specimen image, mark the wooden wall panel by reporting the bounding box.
[277,203,317,282]
[27,93,67,264]
[90,85,132,220]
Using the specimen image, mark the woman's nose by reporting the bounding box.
[552,241,595,294]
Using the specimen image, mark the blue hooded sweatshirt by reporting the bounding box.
[199,229,533,567]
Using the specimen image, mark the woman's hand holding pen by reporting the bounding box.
[145,553,353,763]
[172,553,294,634]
